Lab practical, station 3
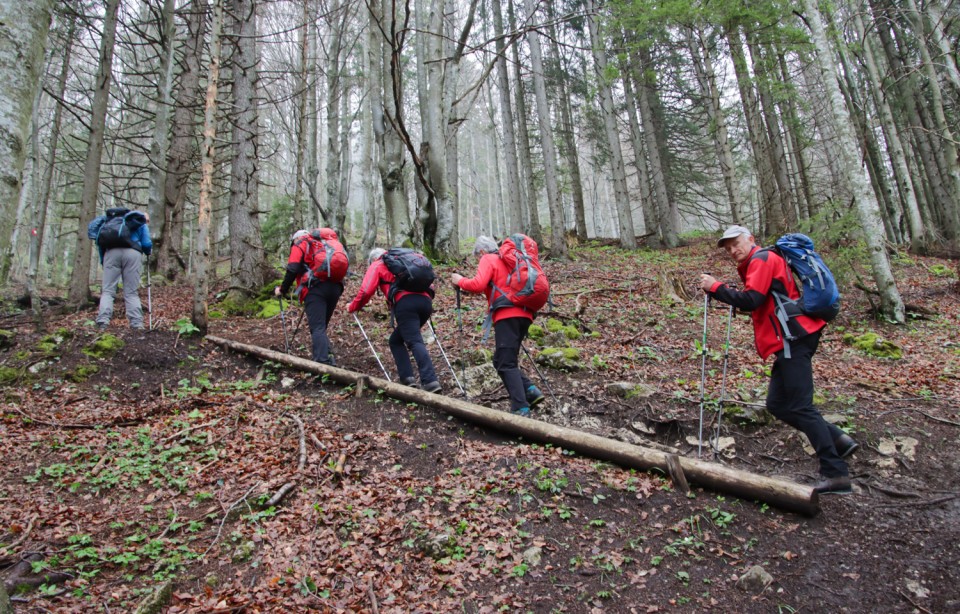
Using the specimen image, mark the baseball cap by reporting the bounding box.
[717,225,751,247]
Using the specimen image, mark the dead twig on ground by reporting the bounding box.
[896,588,933,614]
[0,515,36,557]
[202,482,260,559]
[873,493,959,509]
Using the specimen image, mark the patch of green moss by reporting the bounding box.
[218,295,259,317]
[842,332,903,359]
[53,327,73,340]
[0,366,20,385]
[67,364,100,382]
[541,346,581,360]
[36,331,68,354]
[14,350,29,361]
[544,318,580,340]
[545,318,564,333]
[256,295,297,319]
[83,334,125,359]
[929,264,956,278]
[209,310,225,319]
[528,324,544,339]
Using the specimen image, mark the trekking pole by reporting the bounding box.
[455,286,466,391]
[278,295,290,354]
[291,307,306,348]
[697,293,710,459]
[428,320,466,396]
[145,254,153,331]
[712,304,734,458]
[520,343,559,405]
[353,312,391,381]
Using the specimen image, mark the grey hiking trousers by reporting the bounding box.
[97,248,144,329]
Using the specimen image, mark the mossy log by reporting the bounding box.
[206,335,820,516]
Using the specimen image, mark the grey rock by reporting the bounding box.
[736,565,773,593]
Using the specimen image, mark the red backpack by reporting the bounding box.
[490,233,550,313]
[300,228,349,284]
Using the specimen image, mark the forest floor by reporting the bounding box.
[1,237,959,613]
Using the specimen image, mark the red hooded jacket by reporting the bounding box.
[457,253,533,323]
[708,245,825,359]
[347,258,431,313]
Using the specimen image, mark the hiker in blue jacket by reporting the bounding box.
[92,209,152,331]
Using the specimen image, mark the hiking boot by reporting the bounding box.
[401,377,420,388]
[835,434,860,459]
[422,380,442,394]
[813,475,852,495]
[511,407,530,417]
[526,385,545,407]
[97,323,108,332]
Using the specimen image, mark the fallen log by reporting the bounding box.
[207,335,819,515]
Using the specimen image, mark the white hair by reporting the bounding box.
[368,247,386,264]
[473,236,498,256]
[291,229,309,244]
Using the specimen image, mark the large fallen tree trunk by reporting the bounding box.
[207,335,819,515]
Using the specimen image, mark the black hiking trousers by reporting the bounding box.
[304,281,343,364]
[493,317,535,412]
[389,294,438,385]
[766,331,848,478]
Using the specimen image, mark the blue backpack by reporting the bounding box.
[773,233,840,322]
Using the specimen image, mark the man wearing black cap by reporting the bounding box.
[699,226,858,495]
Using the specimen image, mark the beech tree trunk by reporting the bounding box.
[193,0,224,334]
[803,0,904,323]
[66,0,120,307]
[853,10,926,252]
[160,0,207,281]
[508,0,540,243]
[147,0,177,241]
[492,0,523,233]
[226,0,268,299]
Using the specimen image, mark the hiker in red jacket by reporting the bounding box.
[700,225,858,495]
[275,229,346,366]
[451,236,544,416]
[347,248,441,393]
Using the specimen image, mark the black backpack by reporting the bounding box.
[96,208,146,251]
[381,248,435,305]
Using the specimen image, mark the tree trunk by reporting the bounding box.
[686,27,741,225]
[619,51,657,245]
[746,31,796,230]
[360,30,377,256]
[370,0,410,246]
[492,0,523,233]
[160,0,206,281]
[193,0,224,334]
[507,0,541,244]
[587,0,635,249]
[776,53,814,221]
[226,0,267,300]
[853,10,926,252]
[803,0,904,323]
[323,0,346,229]
[147,0,177,241]
[0,0,51,287]
[208,334,821,516]
[66,0,119,306]
[631,48,677,247]
[293,0,311,230]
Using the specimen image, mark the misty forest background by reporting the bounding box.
[0,0,958,332]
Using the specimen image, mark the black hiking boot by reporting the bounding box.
[834,434,860,459]
[813,475,852,495]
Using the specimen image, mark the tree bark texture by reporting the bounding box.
[160,0,207,281]
[587,0,635,249]
[194,0,224,334]
[208,334,821,516]
[226,0,268,299]
[803,0,904,323]
[66,0,120,306]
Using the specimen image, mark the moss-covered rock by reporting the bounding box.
[536,346,583,371]
[83,334,125,359]
[842,332,903,359]
[67,364,100,383]
[0,366,20,385]
[528,324,544,340]
[543,318,580,340]
[36,331,68,354]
